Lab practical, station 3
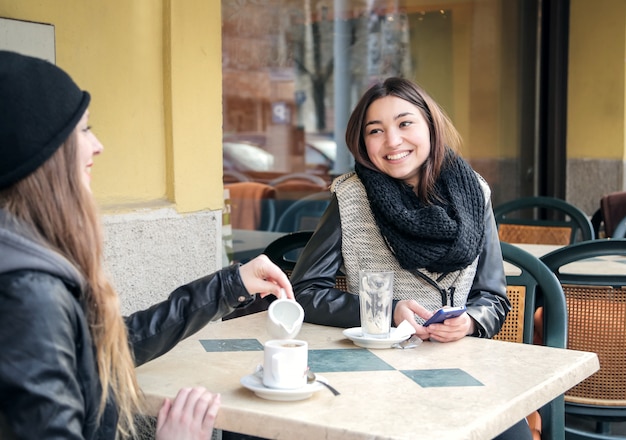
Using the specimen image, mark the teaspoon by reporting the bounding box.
[306,369,340,396]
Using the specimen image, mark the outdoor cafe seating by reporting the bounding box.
[494,196,595,245]
[541,239,626,439]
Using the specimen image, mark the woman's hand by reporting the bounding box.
[156,387,220,440]
[239,254,294,299]
[424,312,474,343]
[394,300,475,342]
[393,299,431,340]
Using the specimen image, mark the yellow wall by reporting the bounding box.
[568,0,626,160]
[0,0,223,212]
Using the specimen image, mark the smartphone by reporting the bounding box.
[423,306,467,327]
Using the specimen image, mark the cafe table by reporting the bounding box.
[135,312,599,440]
[511,243,561,258]
[509,242,626,274]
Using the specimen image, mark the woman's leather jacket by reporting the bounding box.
[0,208,254,439]
[290,195,509,338]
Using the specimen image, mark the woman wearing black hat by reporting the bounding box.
[0,50,293,440]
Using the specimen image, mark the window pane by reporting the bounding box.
[222,0,533,237]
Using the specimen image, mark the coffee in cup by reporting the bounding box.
[262,339,308,389]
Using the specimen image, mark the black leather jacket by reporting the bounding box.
[290,196,509,338]
[0,209,254,440]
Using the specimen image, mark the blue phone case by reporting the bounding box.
[423,306,467,326]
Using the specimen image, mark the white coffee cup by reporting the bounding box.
[267,298,304,339]
[262,339,308,389]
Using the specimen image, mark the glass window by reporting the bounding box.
[222,0,536,243]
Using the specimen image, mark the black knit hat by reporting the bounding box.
[0,50,91,189]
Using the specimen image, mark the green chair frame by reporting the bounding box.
[541,239,626,439]
[494,196,594,244]
[263,230,348,294]
[563,426,625,440]
[498,242,568,440]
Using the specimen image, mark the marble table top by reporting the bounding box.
[136,312,598,440]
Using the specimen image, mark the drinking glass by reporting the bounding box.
[359,270,394,339]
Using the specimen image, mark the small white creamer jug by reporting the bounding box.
[267,292,304,339]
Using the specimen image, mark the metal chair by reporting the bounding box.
[263,231,346,289]
[496,242,568,440]
[263,231,313,275]
[494,196,594,245]
[541,240,626,438]
[563,426,625,440]
[273,191,331,233]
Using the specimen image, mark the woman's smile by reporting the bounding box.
[385,150,412,161]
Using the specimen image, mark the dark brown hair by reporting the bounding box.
[345,77,461,203]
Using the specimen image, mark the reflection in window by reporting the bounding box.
[222,1,437,177]
[222,0,532,232]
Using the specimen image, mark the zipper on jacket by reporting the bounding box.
[412,270,455,307]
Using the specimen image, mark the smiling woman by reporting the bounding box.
[289,77,534,440]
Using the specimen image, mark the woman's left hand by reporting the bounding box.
[394,300,475,342]
[424,312,475,343]
[156,387,220,440]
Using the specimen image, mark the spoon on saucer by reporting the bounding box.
[306,369,340,396]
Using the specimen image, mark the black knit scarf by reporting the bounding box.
[355,153,485,273]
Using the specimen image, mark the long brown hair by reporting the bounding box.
[345,77,462,204]
[0,130,143,437]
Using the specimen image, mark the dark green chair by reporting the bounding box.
[494,196,594,245]
[263,230,314,274]
[541,239,626,439]
[564,426,625,440]
[497,242,568,440]
[263,230,347,290]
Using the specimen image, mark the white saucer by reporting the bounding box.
[343,326,413,349]
[240,374,327,401]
